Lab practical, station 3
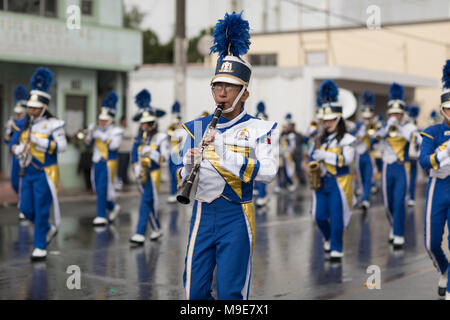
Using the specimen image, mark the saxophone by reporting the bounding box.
[139,131,151,185]
[307,129,323,190]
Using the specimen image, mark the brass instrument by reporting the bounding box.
[366,122,377,137]
[307,129,323,190]
[388,124,399,137]
[19,115,34,177]
[139,131,151,185]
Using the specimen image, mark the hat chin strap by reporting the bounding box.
[221,86,247,114]
[441,105,450,122]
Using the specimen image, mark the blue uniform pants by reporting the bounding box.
[10,156,20,194]
[357,152,373,202]
[382,162,407,237]
[183,197,253,300]
[312,175,345,253]
[409,160,418,201]
[136,173,160,235]
[19,165,52,249]
[93,161,115,219]
[424,176,450,292]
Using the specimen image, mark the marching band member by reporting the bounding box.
[177,12,278,300]
[255,101,269,207]
[354,90,377,210]
[9,68,67,261]
[129,89,170,244]
[406,105,421,206]
[4,85,28,219]
[428,110,441,126]
[309,79,356,262]
[419,60,450,300]
[167,101,187,203]
[276,113,296,192]
[84,92,123,226]
[375,83,418,249]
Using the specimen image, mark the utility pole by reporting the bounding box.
[175,0,187,119]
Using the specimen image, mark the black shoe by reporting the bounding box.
[438,286,446,297]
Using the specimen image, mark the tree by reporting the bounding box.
[123,5,146,29]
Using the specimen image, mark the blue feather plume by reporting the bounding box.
[210,12,250,60]
[257,101,265,114]
[316,90,322,107]
[319,80,338,103]
[442,60,450,89]
[407,105,420,118]
[362,90,375,107]
[172,101,181,114]
[30,67,53,93]
[430,110,438,119]
[389,82,404,101]
[156,109,166,118]
[103,91,118,110]
[285,113,292,120]
[134,89,151,110]
[14,85,28,103]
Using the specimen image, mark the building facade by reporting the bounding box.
[0,0,142,189]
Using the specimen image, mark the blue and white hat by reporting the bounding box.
[27,68,53,108]
[99,91,118,121]
[13,85,28,113]
[441,60,450,110]
[319,80,342,121]
[209,12,251,114]
[361,90,375,118]
[255,101,268,120]
[171,100,182,123]
[407,105,420,122]
[387,83,406,114]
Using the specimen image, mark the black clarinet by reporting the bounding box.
[177,103,225,205]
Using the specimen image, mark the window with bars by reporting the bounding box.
[248,54,278,66]
[5,0,57,17]
[81,0,94,16]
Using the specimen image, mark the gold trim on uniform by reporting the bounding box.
[44,164,60,192]
[241,202,255,254]
[386,136,407,162]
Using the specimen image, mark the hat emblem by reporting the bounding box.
[30,95,39,102]
[219,61,234,73]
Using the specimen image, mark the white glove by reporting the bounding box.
[13,143,24,156]
[387,116,398,127]
[134,164,141,179]
[312,149,328,161]
[30,134,49,149]
[92,129,108,142]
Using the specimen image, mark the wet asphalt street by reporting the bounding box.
[0,181,447,300]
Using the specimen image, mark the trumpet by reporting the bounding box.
[388,124,399,137]
[307,129,323,190]
[139,131,151,185]
[366,122,377,137]
[71,126,96,143]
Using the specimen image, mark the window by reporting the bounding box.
[81,0,93,16]
[6,0,57,17]
[248,54,277,66]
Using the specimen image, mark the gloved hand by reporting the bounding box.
[312,149,328,161]
[183,148,202,173]
[387,116,398,127]
[92,129,108,142]
[13,143,25,156]
[30,134,49,149]
[134,164,141,179]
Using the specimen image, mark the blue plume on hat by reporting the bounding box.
[408,105,420,119]
[30,67,53,93]
[378,114,384,122]
[389,83,404,101]
[430,110,439,119]
[103,91,118,110]
[316,90,322,108]
[362,90,375,108]
[257,101,265,114]
[135,89,151,110]
[172,101,181,114]
[319,80,338,103]
[210,12,250,60]
[14,85,28,103]
[442,59,450,89]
